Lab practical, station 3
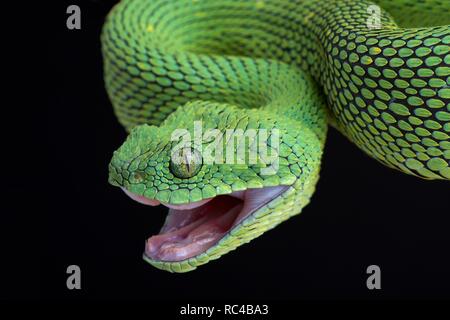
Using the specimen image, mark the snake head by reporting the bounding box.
[108,101,325,272]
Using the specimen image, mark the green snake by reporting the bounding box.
[103,0,450,272]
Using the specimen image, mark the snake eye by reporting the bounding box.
[170,147,203,179]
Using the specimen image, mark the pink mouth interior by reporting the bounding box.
[122,186,288,262]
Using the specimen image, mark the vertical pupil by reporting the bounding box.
[184,150,192,173]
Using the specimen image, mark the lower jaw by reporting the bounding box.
[137,185,290,264]
[145,196,243,261]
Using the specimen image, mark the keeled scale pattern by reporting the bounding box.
[102,0,449,271]
[314,0,450,179]
[103,0,449,180]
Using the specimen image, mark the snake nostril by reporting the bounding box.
[170,147,203,179]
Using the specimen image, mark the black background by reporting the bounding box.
[40,0,450,301]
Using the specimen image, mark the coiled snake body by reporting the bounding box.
[103,0,449,272]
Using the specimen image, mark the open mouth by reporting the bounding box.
[122,185,289,262]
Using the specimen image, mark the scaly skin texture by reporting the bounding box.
[103,0,450,272]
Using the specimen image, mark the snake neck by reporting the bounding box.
[102,1,330,125]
